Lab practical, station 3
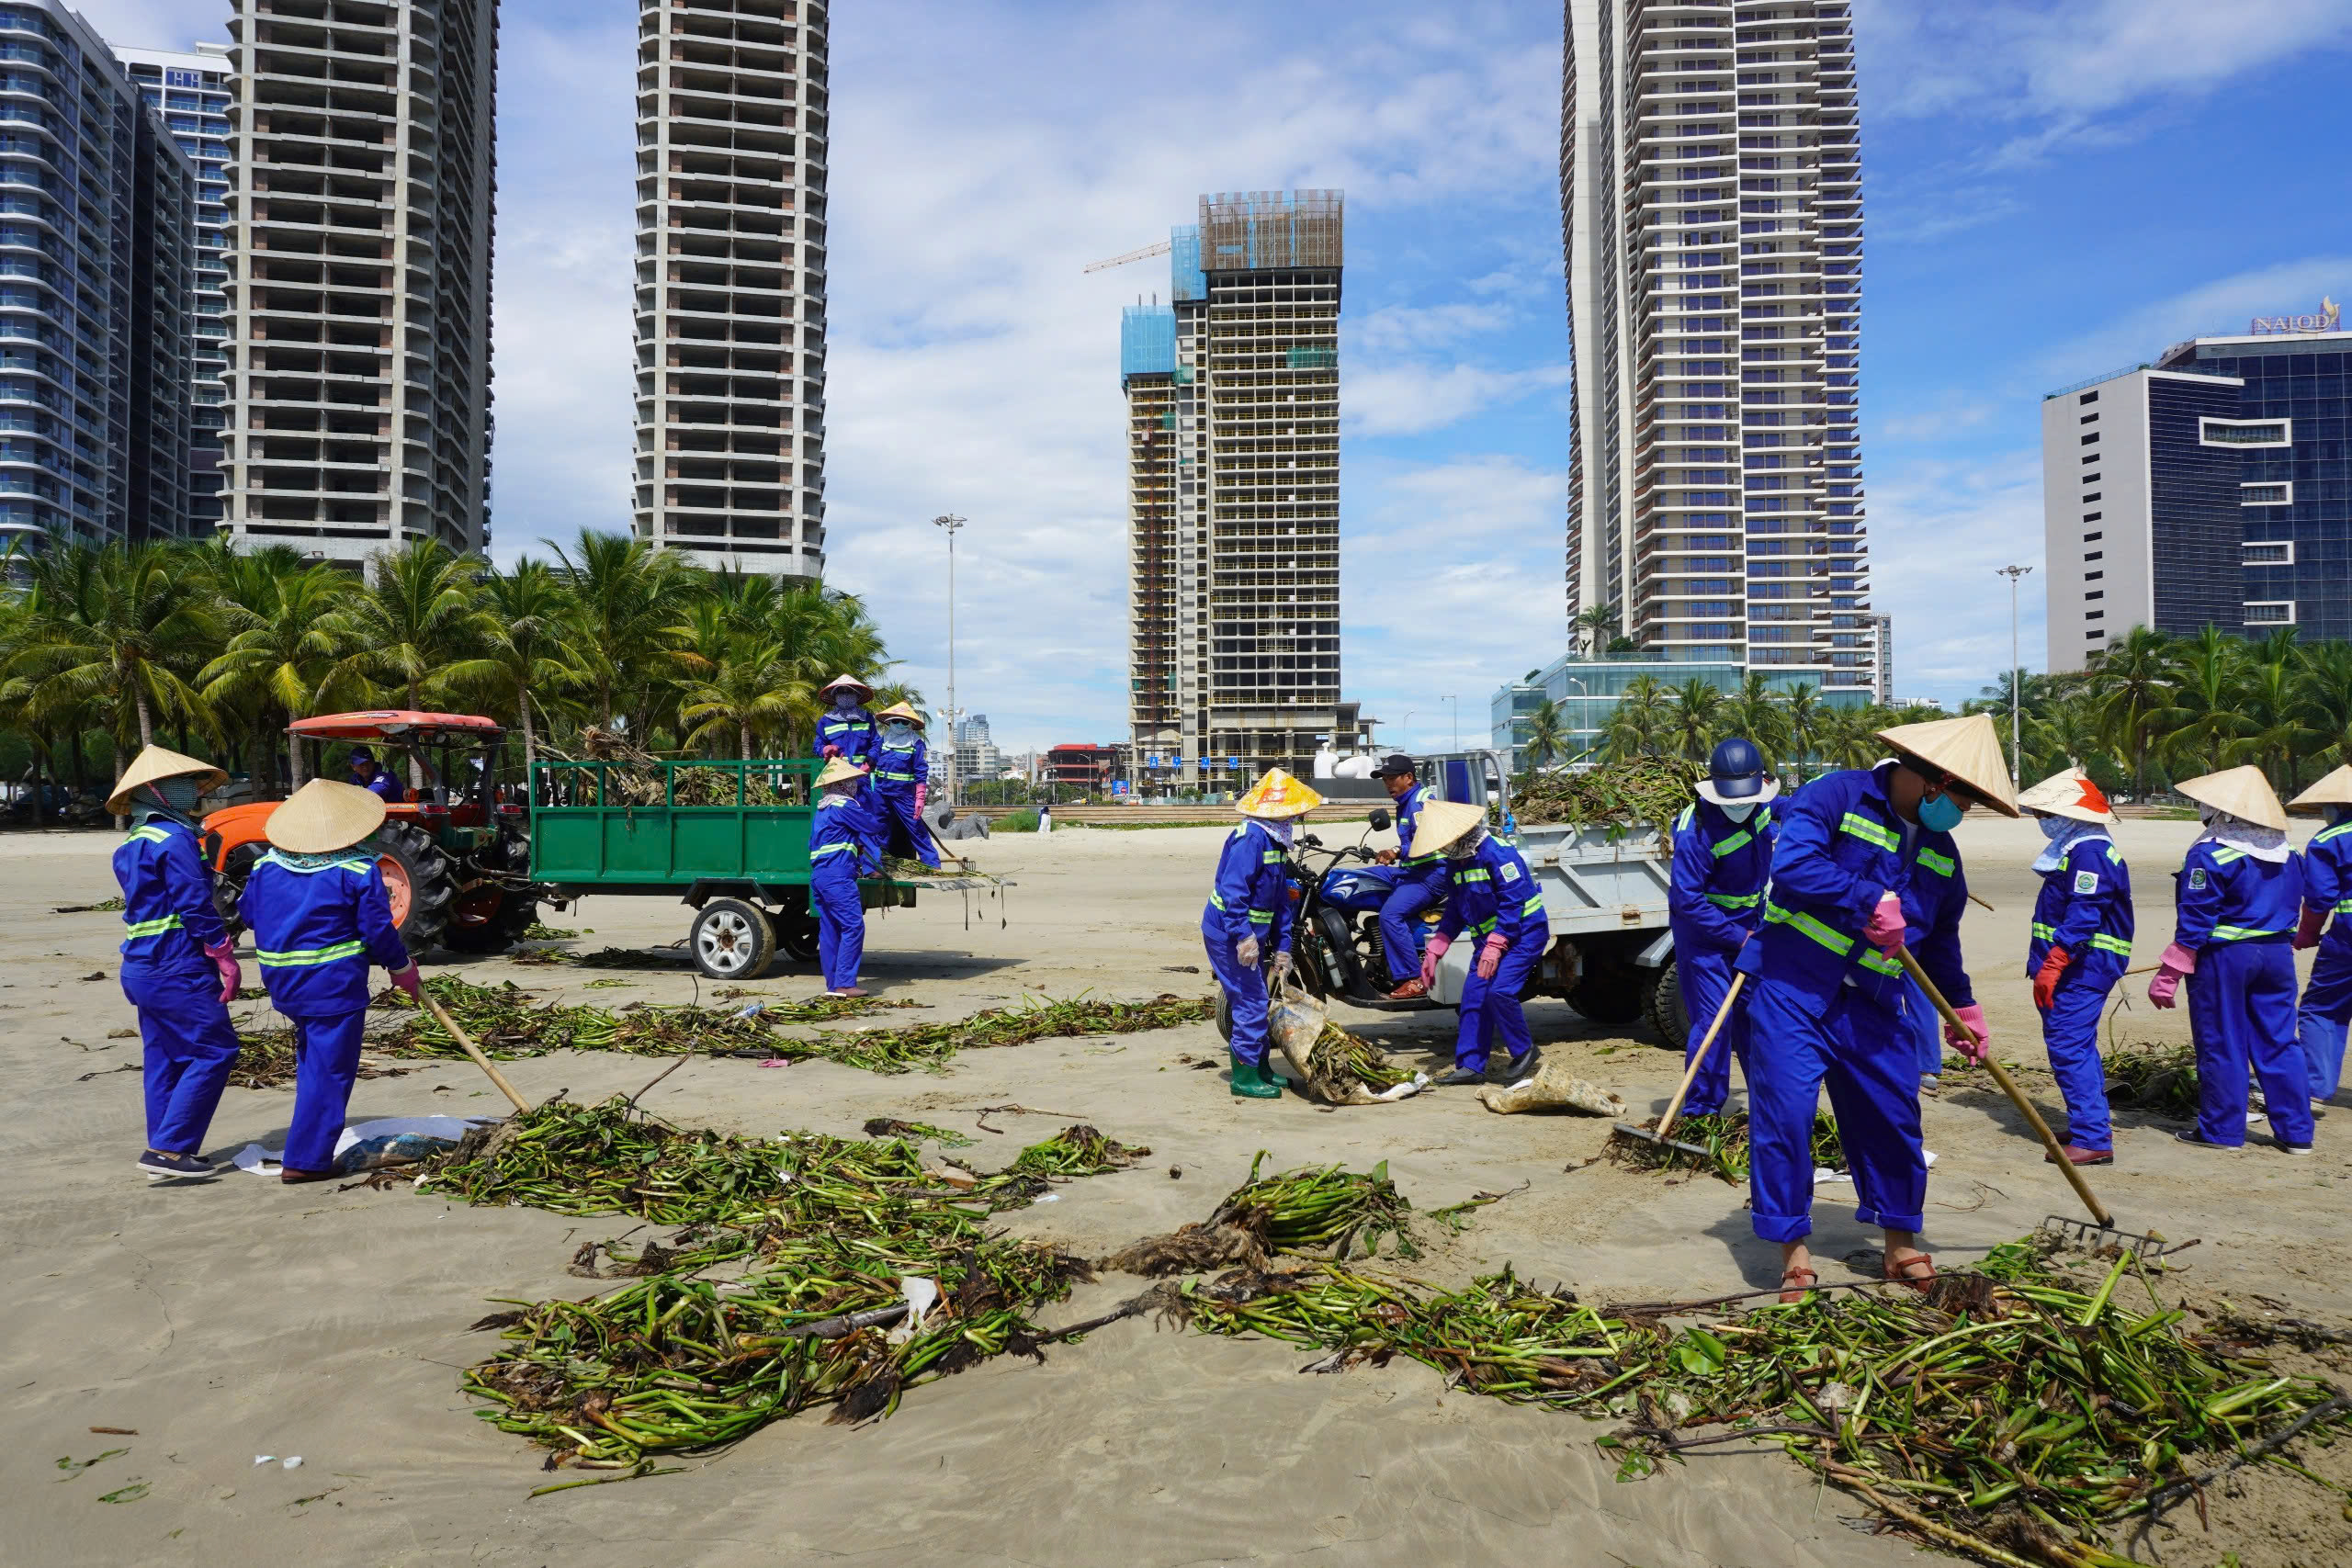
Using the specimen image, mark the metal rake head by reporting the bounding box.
[2038,1213,2172,1264]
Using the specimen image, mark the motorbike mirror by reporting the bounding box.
[1368,808,1393,832]
[1300,833,1323,849]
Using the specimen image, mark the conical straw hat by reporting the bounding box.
[266,778,388,853]
[1875,713,2018,818]
[107,745,227,815]
[1235,767,1322,819]
[820,673,872,696]
[2176,765,2287,831]
[2017,766,2114,826]
[816,757,867,789]
[2288,764,2352,814]
[874,701,925,728]
[1408,799,1488,857]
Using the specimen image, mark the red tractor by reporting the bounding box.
[202,711,540,953]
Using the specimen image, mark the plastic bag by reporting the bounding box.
[1477,1064,1626,1117]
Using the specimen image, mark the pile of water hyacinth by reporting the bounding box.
[1605,1110,1846,1184]
[1510,756,1703,833]
[228,981,1214,1086]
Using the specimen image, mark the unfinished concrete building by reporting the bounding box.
[218,0,499,566]
[1125,191,1362,792]
[634,0,828,577]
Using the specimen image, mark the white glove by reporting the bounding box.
[1271,950,1294,984]
[1236,935,1261,969]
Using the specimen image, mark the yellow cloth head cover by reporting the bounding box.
[1234,767,1322,820]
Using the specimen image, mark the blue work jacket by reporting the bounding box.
[1735,761,1974,1014]
[1204,819,1295,953]
[2027,832,2134,980]
[1436,835,1547,948]
[357,770,407,803]
[871,732,927,794]
[1393,784,1442,868]
[809,790,882,877]
[2174,837,2301,953]
[245,850,413,1018]
[1668,798,1776,958]
[113,817,230,985]
[815,706,876,767]
[2301,815,2352,940]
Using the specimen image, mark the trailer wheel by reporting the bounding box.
[442,887,539,954]
[690,897,776,981]
[1567,962,1646,1029]
[1645,958,1689,1051]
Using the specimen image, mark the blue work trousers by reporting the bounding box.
[1745,976,1927,1244]
[875,785,941,870]
[283,1011,366,1175]
[1453,935,1547,1074]
[1677,948,1749,1116]
[2297,932,2352,1102]
[1205,917,1271,1066]
[1904,975,1944,1080]
[2041,967,2118,1150]
[123,965,240,1156]
[2189,942,2313,1147]
[1377,865,1449,986]
[811,861,866,991]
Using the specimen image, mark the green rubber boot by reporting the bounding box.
[1229,1052,1281,1099]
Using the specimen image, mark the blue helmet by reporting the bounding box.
[1702,737,1770,803]
[347,746,377,766]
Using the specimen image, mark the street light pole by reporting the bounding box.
[1996,565,2031,780]
[934,514,966,807]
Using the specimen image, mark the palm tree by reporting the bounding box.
[1781,682,1826,782]
[677,615,798,760]
[1522,697,1571,770]
[546,528,701,732]
[1573,601,1620,655]
[199,553,356,794]
[2297,640,2352,777]
[1666,678,1724,763]
[2087,625,2178,801]
[6,540,220,765]
[1601,674,1670,761]
[471,558,576,776]
[2229,634,2316,793]
[2159,626,2251,782]
[1717,671,1789,771]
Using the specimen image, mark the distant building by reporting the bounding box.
[1492,649,1866,773]
[1868,613,1893,702]
[2042,311,2352,671]
[1043,743,1117,792]
[1124,190,1351,793]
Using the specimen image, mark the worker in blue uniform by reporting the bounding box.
[1370,754,1451,999]
[814,674,877,770]
[1668,738,1780,1114]
[808,756,882,997]
[108,747,241,1179]
[1417,797,1549,1087]
[242,780,421,1183]
[1206,768,1320,1099]
[2288,765,2352,1105]
[868,702,941,869]
[1735,713,2015,1302]
[347,746,406,804]
[2151,766,2313,1154]
[2018,767,2133,1166]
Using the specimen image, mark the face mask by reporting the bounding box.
[882,722,913,741]
[2333,806,2352,828]
[1717,801,1757,824]
[2037,815,2071,841]
[153,776,203,814]
[1917,791,1963,833]
[833,692,859,710]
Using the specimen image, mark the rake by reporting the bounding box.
[1611,972,1745,1160]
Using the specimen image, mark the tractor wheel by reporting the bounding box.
[442,886,539,954]
[1645,958,1690,1051]
[374,820,456,953]
[212,840,265,941]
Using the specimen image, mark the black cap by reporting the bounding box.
[1372,753,1418,779]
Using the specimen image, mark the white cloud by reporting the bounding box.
[1352,300,1518,355]
[1345,363,1573,438]
[66,0,204,49]
[1865,451,2047,695]
[2036,255,2352,388]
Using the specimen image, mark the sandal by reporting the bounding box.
[1778,1265,1818,1305]
[1883,1250,1936,1292]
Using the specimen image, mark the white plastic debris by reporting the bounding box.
[281,1457,302,1470]
[253,1455,274,1466]
[887,1277,941,1345]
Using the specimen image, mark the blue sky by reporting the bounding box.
[101,0,2352,752]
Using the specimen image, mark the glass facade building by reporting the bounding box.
[1489,649,1861,772]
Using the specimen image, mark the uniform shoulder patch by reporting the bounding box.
[1500,860,1522,881]
[2188,867,2209,891]
[2074,870,2098,896]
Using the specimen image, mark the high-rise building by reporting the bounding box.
[1868,610,1892,701]
[1124,191,1351,792]
[218,0,499,566]
[0,2,196,552]
[119,43,234,533]
[633,0,828,576]
[1560,1,1872,694]
[2042,311,2352,672]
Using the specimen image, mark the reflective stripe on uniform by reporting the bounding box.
[122,914,185,938]
[1916,847,1956,877]
[1469,917,1497,937]
[1262,852,1284,864]
[2031,921,2056,941]
[1247,910,1274,925]
[1764,899,1855,955]
[1455,868,1490,884]
[257,940,366,967]
[2336,897,2352,916]
[1521,895,1544,918]
[258,851,373,875]
[2089,933,2132,955]
[1711,829,1753,858]
[1705,890,1762,908]
[2211,847,2246,864]
[126,824,171,845]
[876,772,917,783]
[811,841,854,858]
[1860,948,1903,977]
[1839,812,1898,852]
[2318,822,2352,844]
[2210,924,2281,942]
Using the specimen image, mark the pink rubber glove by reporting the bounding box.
[2148,942,2196,1010]
[389,964,424,1001]
[1420,934,1451,988]
[914,784,928,815]
[203,939,242,1006]
[2296,908,2327,951]
[822,745,842,760]
[1476,933,1509,980]
[1943,1001,1988,1063]
[1863,891,1906,956]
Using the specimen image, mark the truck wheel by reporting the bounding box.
[1645,959,1690,1051]
[1216,987,1234,1044]
[375,820,455,953]
[1567,964,1645,1028]
[443,887,539,954]
[771,891,820,963]
[691,897,776,980]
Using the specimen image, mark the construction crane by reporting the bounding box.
[1082,239,1171,275]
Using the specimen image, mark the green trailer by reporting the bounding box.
[527,758,925,981]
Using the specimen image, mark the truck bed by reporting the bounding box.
[1514,819,1674,938]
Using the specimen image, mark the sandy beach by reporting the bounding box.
[9,812,2352,1566]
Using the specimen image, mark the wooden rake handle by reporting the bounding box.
[1894,945,2112,1228]
[418,986,532,1113]
[1656,971,1746,1144]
